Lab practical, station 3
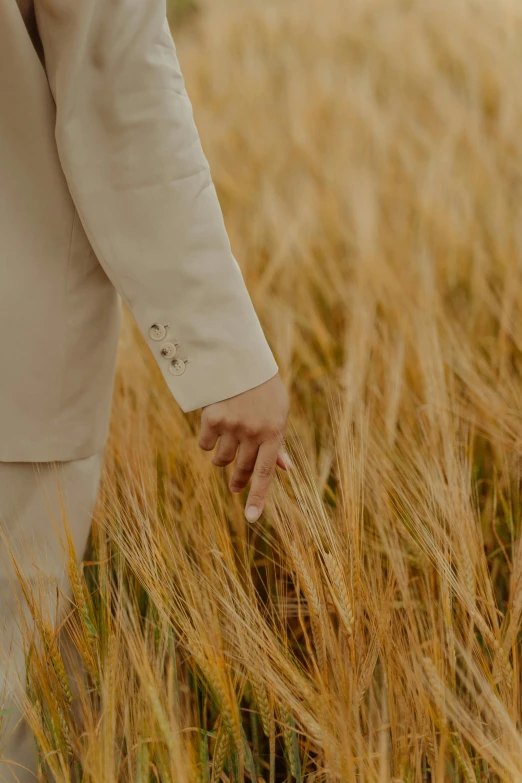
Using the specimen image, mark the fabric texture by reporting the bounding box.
[0,450,104,782]
[0,0,278,462]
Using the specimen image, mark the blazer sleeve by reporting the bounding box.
[34,0,279,412]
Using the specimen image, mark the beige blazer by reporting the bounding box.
[0,0,278,462]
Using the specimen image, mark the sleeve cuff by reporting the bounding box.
[144,317,279,412]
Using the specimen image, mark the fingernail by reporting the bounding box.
[245,505,260,523]
[230,486,242,494]
[282,450,294,470]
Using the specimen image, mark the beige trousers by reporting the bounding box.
[0,450,104,782]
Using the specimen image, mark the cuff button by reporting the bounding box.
[149,324,167,341]
[169,359,186,376]
[160,342,177,359]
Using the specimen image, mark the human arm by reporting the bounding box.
[34,0,279,412]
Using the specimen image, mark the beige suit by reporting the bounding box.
[0,0,278,463]
[0,0,278,775]
[0,454,103,782]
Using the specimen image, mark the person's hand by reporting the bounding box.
[198,374,291,522]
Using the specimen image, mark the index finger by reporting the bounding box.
[244,440,279,523]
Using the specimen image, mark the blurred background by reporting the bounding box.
[14,0,522,780]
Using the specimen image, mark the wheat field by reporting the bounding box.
[5,0,522,779]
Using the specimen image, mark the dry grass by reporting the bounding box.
[5,0,522,779]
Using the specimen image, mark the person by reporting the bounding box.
[0,0,290,778]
